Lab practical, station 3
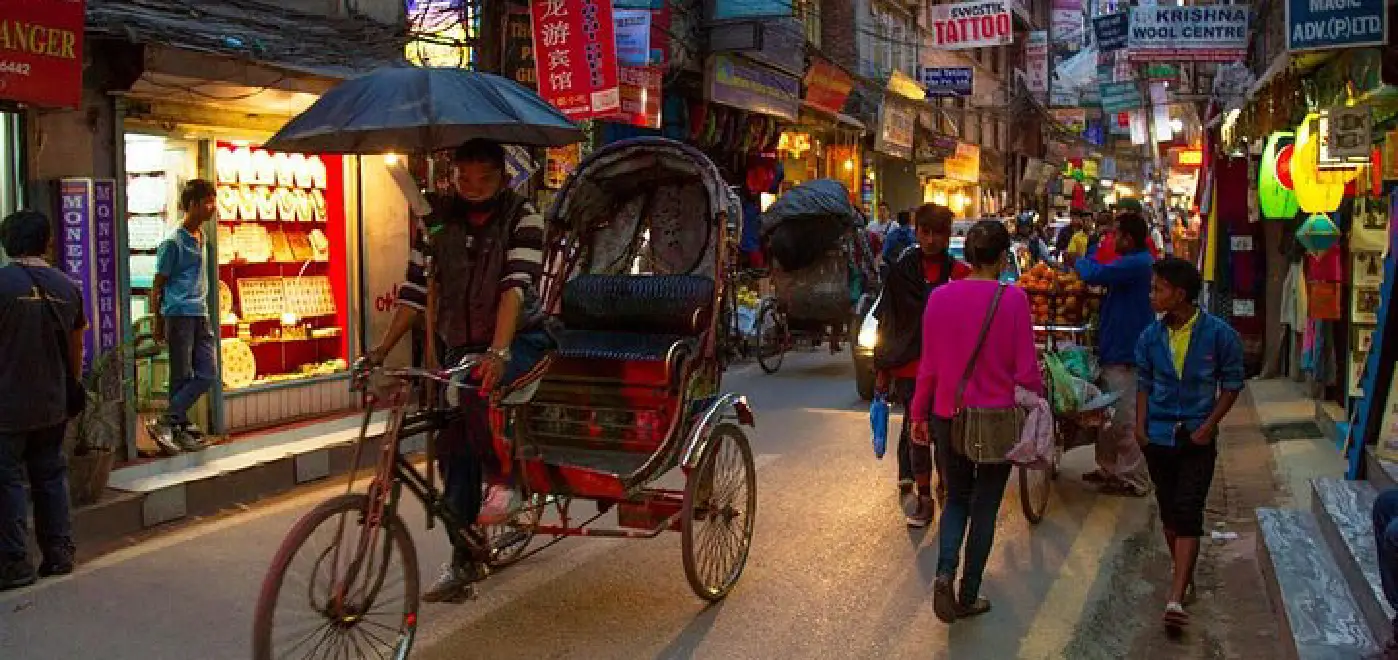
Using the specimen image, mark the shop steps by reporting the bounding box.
[1311,478,1395,639]
[1367,447,1398,492]
[1257,506,1379,659]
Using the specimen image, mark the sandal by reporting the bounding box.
[1082,470,1112,484]
[956,596,992,618]
[933,576,958,624]
[1163,601,1189,630]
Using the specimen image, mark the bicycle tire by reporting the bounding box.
[252,493,420,660]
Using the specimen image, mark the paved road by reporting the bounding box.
[0,351,1152,659]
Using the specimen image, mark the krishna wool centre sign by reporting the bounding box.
[1127,6,1250,62]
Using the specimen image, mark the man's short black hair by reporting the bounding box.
[453,139,507,169]
[914,203,954,234]
[896,210,912,226]
[180,179,216,212]
[1116,211,1148,250]
[1153,257,1203,302]
[0,210,52,258]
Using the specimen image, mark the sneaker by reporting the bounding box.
[145,418,183,456]
[906,496,935,528]
[421,561,486,603]
[477,485,520,526]
[178,421,206,441]
[0,559,36,591]
[38,543,75,577]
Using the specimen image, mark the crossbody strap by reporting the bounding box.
[954,282,1007,413]
[18,266,76,376]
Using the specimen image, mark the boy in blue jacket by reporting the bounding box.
[1077,211,1156,497]
[1135,257,1244,631]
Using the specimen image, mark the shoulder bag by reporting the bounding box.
[950,283,1025,464]
[19,266,86,418]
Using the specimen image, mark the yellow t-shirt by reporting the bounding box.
[1168,310,1200,375]
[1066,232,1088,255]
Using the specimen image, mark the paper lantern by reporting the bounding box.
[1291,115,1346,213]
[1259,132,1299,220]
[1277,144,1295,189]
[1295,212,1342,253]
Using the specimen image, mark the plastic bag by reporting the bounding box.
[870,394,889,459]
[1043,353,1081,416]
[1058,346,1099,381]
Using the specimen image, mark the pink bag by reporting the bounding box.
[1007,387,1055,469]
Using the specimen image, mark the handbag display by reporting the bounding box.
[19,266,86,418]
[950,283,1025,464]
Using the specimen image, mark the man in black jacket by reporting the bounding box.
[875,203,969,527]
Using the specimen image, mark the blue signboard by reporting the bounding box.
[712,0,791,20]
[920,67,973,98]
[1092,13,1129,51]
[1286,0,1388,52]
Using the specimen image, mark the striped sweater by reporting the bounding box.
[396,193,545,312]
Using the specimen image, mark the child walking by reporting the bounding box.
[1134,257,1245,630]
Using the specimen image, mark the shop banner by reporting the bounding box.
[0,0,84,108]
[712,0,790,20]
[804,59,854,114]
[925,0,1015,50]
[1127,6,1250,62]
[1025,31,1049,96]
[611,65,663,128]
[614,9,650,66]
[503,7,537,89]
[706,53,799,121]
[1098,64,1143,113]
[530,0,621,120]
[55,178,120,371]
[92,180,118,363]
[1051,108,1087,133]
[944,143,981,183]
[1093,12,1129,51]
[1286,0,1387,52]
[920,66,974,98]
[875,101,916,161]
[915,130,960,162]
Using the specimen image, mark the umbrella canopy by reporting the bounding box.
[265,67,584,153]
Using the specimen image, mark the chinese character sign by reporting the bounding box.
[530,0,620,120]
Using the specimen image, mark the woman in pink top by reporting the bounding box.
[911,220,1042,623]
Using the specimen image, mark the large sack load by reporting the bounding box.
[761,179,859,271]
[770,249,849,323]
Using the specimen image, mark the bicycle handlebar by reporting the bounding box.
[351,355,484,392]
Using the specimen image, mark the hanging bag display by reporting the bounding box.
[950,284,1025,464]
[1308,281,1344,321]
[1351,195,1389,253]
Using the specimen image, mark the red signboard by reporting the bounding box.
[529,0,620,120]
[803,59,853,115]
[609,66,661,129]
[0,0,84,108]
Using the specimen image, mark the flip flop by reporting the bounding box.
[1163,601,1188,630]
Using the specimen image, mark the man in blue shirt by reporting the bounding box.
[1076,211,1156,497]
[1135,257,1244,631]
[881,210,915,268]
[150,180,219,453]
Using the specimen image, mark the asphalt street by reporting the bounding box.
[0,351,1154,659]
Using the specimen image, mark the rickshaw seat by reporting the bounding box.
[555,330,694,362]
[555,273,713,368]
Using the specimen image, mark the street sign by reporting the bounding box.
[920,66,974,98]
[1286,0,1387,52]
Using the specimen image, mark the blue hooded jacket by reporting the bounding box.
[1135,310,1245,446]
[1075,243,1155,366]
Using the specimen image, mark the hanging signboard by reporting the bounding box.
[1286,0,1387,52]
[875,101,916,161]
[920,67,974,98]
[1025,31,1049,97]
[0,0,84,108]
[611,66,663,128]
[613,9,651,67]
[530,0,621,119]
[1319,105,1374,164]
[944,143,982,183]
[1098,65,1144,113]
[706,54,800,121]
[1051,108,1087,132]
[1127,6,1250,62]
[712,0,790,20]
[54,178,121,371]
[1092,12,1129,51]
[804,59,855,114]
[925,0,1015,50]
[503,7,536,89]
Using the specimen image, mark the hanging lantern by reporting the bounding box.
[1276,144,1295,189]
[1291,114,1346,213]
[1295,212,1343,253]
[1259,131,1299,220]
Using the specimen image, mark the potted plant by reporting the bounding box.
[63,345,129,506]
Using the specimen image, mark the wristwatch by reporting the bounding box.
[487,346,511,362]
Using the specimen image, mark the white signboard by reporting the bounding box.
[1025,31,1049,94]
[926,0,1015,50]
[1320,105,1373,164]
[1127,6,1250,62]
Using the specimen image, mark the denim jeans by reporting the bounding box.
[166,316,218,424]
[439,331,551,528]
[0,423,72,562]
[893,378,936,485]
[933,416,1013,600]
[1373,488,1398,639]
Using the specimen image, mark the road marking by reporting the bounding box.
[1015,495,1126,659]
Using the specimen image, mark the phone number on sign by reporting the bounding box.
[0,61,33,76]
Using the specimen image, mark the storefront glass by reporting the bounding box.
[0,112,21,222]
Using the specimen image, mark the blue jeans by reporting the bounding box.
[0,423,72,562]
[166,316,218,424]
[439,331,551,530]
[1373,489,1398,639]
[933,416,1013,600]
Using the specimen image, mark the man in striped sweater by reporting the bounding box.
[367,139,553,602]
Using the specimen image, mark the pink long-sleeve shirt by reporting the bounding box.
[911,279,1043,421]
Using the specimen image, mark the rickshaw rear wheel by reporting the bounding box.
[755,302,786,374]
[1019,418,1060,525]
[682,423,757,601]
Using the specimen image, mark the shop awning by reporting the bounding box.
[87,0,406,82]
[798,101,866,132]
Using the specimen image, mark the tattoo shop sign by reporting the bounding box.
[925,0,1014,50]
[530,0,620,120]
[1286,0,1387,52]
[1127,6,1250,62]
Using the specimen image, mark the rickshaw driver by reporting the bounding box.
[366,139,553,603]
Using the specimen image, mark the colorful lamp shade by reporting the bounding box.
[1295,212,1343,253]
[1291,115,1346,213]
[1259,131,1299,219]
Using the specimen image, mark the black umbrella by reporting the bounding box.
[264,67,584,153]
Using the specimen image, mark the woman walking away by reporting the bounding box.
[911,220,1042,623]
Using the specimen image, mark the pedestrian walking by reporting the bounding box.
[0,210,84,590]
[911,220,1042,623]
[147,179,219,453]
[1076,211,1156,497]
[873,203,970,526]
[1369,488,1398,658]
[881,210,915,265]
[1135,257,1244,630]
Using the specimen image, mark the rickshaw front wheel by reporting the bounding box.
[682,423,757,601]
